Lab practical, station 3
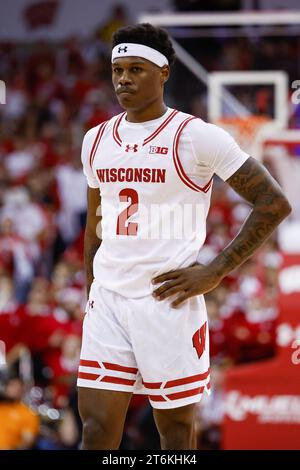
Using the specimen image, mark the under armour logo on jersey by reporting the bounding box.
[149,146,168,155]
[118,46,128,53]
[192,322,207,359]
[89,300,94,309]
[125,144,139,153]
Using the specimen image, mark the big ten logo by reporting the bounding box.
[292,339,300,365]
[0,340,6,367]
[291,80,300,105]
[0,80,6,104]
[149,146,168,155]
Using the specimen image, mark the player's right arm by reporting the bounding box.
[84,187,101,298]
[81,127,103,298]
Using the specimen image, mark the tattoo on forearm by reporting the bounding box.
[219,212,279,272]
[212,157,291,276]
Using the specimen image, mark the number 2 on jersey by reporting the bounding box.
[116,188,138,236]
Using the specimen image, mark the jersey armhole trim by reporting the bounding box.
[173,116,213,193]
[89,120,108,169]
[113,112,126,147]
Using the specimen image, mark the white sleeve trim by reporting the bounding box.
[220,151,250,181]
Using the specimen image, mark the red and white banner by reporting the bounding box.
[223,253,300,449]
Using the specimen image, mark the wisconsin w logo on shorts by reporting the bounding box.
[192,322,207,359]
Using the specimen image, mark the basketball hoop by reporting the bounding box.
[216,115,272,156]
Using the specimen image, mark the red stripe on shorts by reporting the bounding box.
[148,387,204,403]
[79,359,100,368]
[142,381,163,389]
[167,386,204,401]
[165,370,210,388]
[101,376,136,386]
[148,395,167,402]
[143,368,210,390]
[78,372,99,381]
[79,359,138,375]
[102,362,138,374]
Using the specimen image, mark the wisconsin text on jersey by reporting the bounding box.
[96,167,166,183]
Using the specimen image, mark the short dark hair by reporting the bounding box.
[112,23,176,67]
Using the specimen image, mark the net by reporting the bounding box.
[216,115,273,156]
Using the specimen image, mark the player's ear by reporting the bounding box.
[160,65,170,85]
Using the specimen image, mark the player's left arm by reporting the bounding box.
[152,157,292,307]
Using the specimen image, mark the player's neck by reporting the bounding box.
[125,101,168,123]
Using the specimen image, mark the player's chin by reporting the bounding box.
[117,93,137,107]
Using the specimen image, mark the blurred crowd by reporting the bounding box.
[0,4,298,450]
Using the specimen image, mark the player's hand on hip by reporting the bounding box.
[152,263,222,308]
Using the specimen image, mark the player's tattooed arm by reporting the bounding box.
[208,156,291,277]
[152,157,291,307]
[84,187,102,298]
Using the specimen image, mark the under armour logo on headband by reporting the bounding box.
[112,43,169,67]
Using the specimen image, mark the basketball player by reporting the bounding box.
[77,23,291,450]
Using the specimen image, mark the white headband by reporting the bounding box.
[111,43,168,68]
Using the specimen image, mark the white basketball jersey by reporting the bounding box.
[82,107,249,297]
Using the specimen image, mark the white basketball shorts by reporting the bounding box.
[77,281,210,409]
